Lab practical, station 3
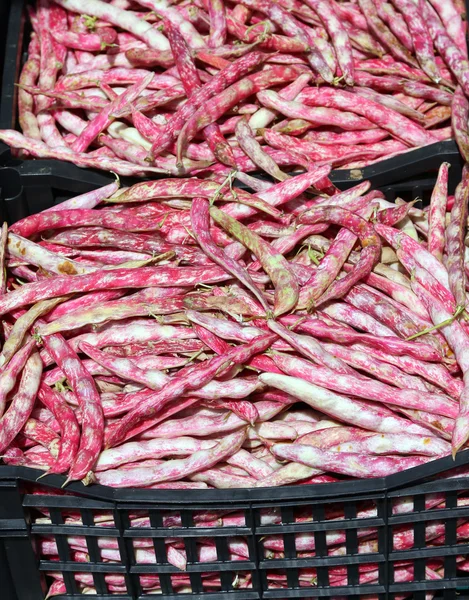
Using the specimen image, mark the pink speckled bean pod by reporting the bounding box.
[420,0,469,95]
[37,383,80,475]
[210,205,299,317]
[41,333,103,482]
[390,0,441,82]
[271,352,457,417]
[207,0,227,47]
[428,162,450,262]
[271,442,432,477]
[259,372,434,436]
[297,87,437,147]
[191,198,270,313]
[97,429,246,487]
[148,51,267,158]
[53,0,170,50]
[452,87,469,162]
[0,352,43,454]
[357,0,419,66]
[304,0,355,85]
[445,164,469,309]
[0,266,232,317]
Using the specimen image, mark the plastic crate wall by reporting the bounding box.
[1,455,469,600]
[1,158,469,598]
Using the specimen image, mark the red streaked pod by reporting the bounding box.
[259,372,434,436]
[0,339,35,417]
[223,166,333,221]
[0,130,168,178]
[445,164,469,309]
[375,0,413,51]
[96,429,247,488]
[319,342,434,393]
[298,205,374,308]
[44,290,126,323]
[0,297,68,368]
[350,342,462,400]
[21,418,59,455]
[304,0,354,85]
[42,180,120,213]
[297,87,437,147]
[7,233,94,275]
[428,162,450,262]
[70,72,154,153]
[207,0,227,47]
[451,87,469,162]
[390,0,441,82]
[349,85,425,122]
[148,50,268,158]
[271,443,432,478]
[256,90,375,131]
[191,198,270,313]
[95,437,218,472]
[267,320,358,376]
[0,352,43,454]
[53,0,170,50]
[0,222,6,295]
[0,266,232,317]
[235,117,288,181]
[18,57,41,141]
[107,336,277,445]
[41,333,103,483]
[356,0,418,66]
[420,0,469,96]
[427,0,467,57]
[298,206,381,307]
[236,0,334,82]
[249,72,312,130]
[327,432,450,456]
[374,223,451,290]
[163,17,235,168]
[176,66,299,161]
[37,290,186,336]
[209,205,299,317]
[50,28,117,51]
[37,384,80,475]
[280,314,442,362]
[411,281,469,455]
[271,352,458,418]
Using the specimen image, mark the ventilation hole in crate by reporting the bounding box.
[160,510,182,528]
[391,520,432,552]
[215,509,247,527]
[298,566,318,587]
[265,568,290,590]
[127,509,150,528]
[98,543,122,563]
[258,507,281,526]
[132,538,162,565]
[261,532,287,559]
[457,556,469,573]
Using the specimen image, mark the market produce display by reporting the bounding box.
[2,0,469,597]
[0,0,467,175]
[1,166,468,484]
[2,167,469,596]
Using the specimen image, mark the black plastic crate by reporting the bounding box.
[0,154,469,599]
[0,0,462,190]
[1,451,469,600]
